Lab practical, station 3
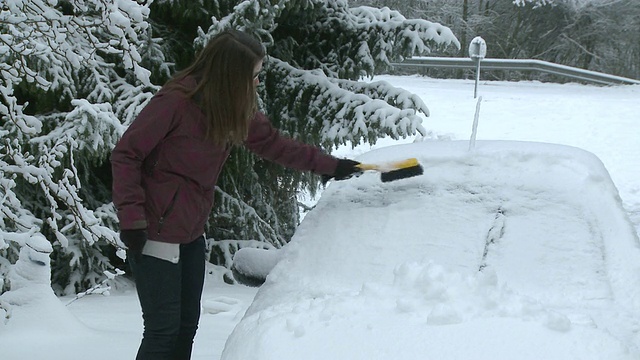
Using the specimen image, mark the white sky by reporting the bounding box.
[1,76,639,360]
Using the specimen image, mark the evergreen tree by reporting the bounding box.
[1,0,459,299]
[0,0,154,296]
[150,0,459,267]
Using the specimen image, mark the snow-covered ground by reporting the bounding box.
[1,76,639,359]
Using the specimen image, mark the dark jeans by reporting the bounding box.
[129,236,206,360]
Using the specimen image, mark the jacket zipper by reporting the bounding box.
[157,188,179,236]
[149,160,158,175]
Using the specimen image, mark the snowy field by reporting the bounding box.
[1,76,639,359]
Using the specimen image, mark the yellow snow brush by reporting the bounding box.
[357,158,424,183]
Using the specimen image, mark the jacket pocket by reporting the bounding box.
[157,186,180,236]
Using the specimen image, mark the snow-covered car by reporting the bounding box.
[222,140,640,360]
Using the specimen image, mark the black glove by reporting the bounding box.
[322,159,362,184]
[120,229,147,258]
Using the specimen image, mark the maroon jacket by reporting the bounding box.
[111,78,338,244]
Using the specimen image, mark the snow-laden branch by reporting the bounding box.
[214,187,287,248]
[30,100,126,157]
[268,2,460,79]
[0,138,120,250]
[267,58,429,148]
[348,6,461,53]
[0,0,152,138]
[196,0,285,48]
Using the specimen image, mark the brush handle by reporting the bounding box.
[357,158,419,172]
[357,163,381,171]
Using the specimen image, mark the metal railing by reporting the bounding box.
[391,57,640,86]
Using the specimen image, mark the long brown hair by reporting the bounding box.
[165,30,265,146]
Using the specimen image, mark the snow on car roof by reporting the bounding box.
[222,140,640,360]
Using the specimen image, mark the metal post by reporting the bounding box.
[474,59,481,98]
[468,36,487,99]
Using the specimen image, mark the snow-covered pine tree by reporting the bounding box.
[0,0,154,296]
[180,0,460,266]
[1,0,459,295]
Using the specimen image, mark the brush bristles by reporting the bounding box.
[380,165,424,183]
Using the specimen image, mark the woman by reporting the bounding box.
[111,30,360,359]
